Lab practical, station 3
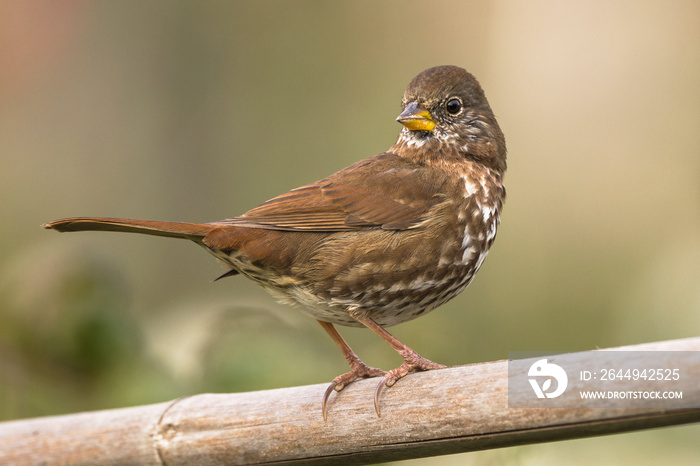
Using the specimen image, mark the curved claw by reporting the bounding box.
[322,382,339,422]
[373,355,447,417]
[374,379,386,417]
[373,372,404,417]
[321,363,386,421]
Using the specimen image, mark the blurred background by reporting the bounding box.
[1,0,699,464]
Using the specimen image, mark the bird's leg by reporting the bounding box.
[350,312,446,415]
[318,320,386,390]
[318,320,385,420]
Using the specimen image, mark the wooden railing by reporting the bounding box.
[1,337,698,465]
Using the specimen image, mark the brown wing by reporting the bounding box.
[215,152,449,232]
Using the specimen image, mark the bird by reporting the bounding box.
[43,65,507,419]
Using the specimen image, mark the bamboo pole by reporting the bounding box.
[1,337,698,465]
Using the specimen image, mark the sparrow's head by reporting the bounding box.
[392,65,506,174]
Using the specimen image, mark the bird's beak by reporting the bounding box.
[396,101,436,132]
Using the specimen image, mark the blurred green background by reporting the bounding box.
[1,0,699,464]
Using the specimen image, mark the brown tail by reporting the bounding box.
[42,217,217,241]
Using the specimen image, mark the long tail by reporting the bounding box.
[43,217,217,241]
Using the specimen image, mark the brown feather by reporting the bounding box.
[42,217,216,241]
[216,152,447,232]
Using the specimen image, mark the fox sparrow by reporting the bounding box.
[44,65,506,418]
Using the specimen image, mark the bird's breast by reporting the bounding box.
[203,165,505,328]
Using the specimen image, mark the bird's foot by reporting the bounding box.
[374,350,446,416]
[322,359,385,421]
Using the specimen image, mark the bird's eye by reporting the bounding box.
[445,98,462,115]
